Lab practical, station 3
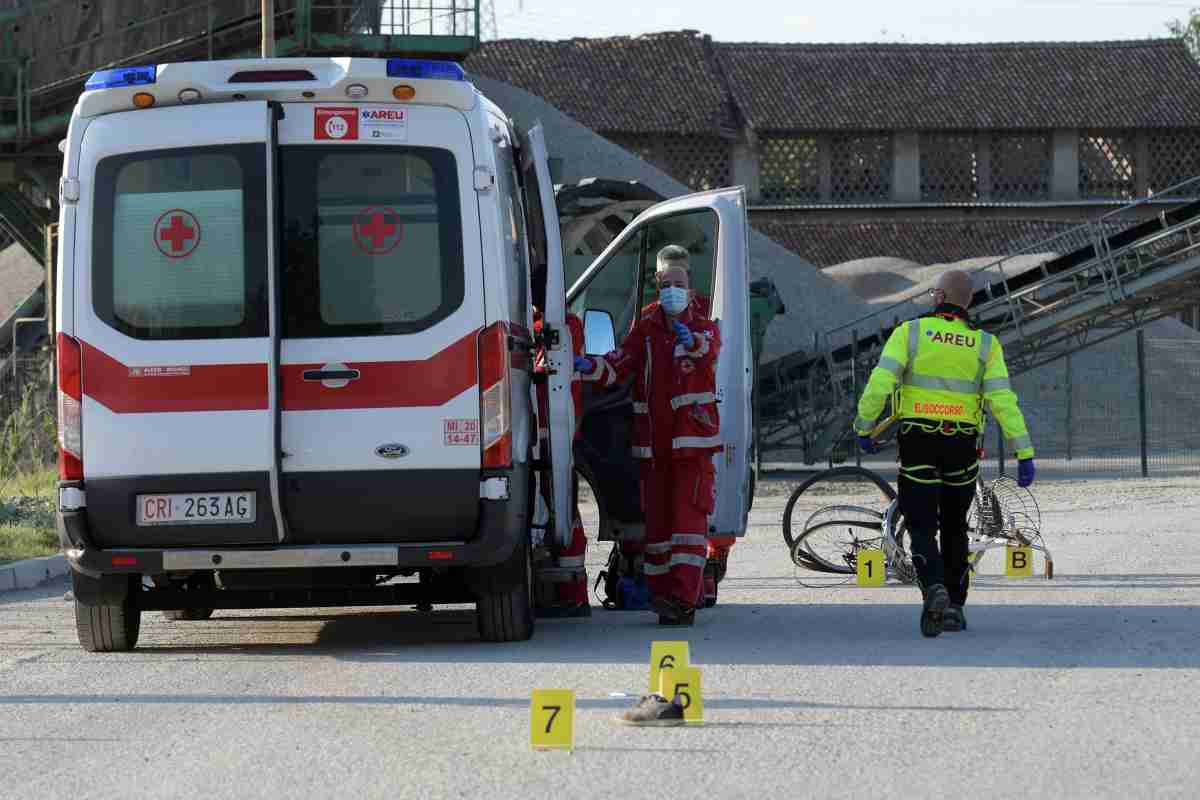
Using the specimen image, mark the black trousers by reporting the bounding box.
[897,425,979,606]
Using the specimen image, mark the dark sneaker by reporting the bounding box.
[535,602,592,619]
[943,605,967,632]
[616,694,685,727]
[658,608,695,627]
[920,583,950,638]
[650,595,696,623]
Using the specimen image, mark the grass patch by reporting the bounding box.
[0,468,57,564]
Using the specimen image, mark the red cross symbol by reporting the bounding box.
[153,209,201,259]
[352,206,403,255]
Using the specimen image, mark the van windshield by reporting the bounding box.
[279,146,465,338]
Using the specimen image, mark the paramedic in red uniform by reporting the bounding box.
[533,310,591,618]
[640,245,727,608]
[578,262,722,626]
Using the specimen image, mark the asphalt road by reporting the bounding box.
[2,476,1199,799]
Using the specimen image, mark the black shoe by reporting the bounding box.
[535,602,592,619]
[943,605,967,632]
[616,693,685,726]
[920,584,950,638]
[651,595,696,626]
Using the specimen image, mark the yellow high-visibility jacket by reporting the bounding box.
[853,312,1035,459]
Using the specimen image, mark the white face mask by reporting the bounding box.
[660,286,688,315]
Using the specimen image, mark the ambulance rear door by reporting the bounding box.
[520,124,575,550]
[73,102,282,547]
[275,103,485,544]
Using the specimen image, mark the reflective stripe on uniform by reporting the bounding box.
[670,553,708,569]
[632,401,649,414]
[632,446,652,458]
[982,376,1011,393]
[1007,434,1033,452]
[671,534,709,547]
[905,319,921,376]
[643,562,669,575]
[672,435,722,450]
[557,555,586,567]
[645,542,672,555]
[670,392,717,410]
[905,373,981,394]
[875,355,904,377]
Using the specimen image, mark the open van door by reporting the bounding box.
[521,124,576,549]
[567,187,751,541]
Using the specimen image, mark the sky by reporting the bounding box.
[490,0,1195,43]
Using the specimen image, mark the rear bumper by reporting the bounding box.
[60,465,530,578]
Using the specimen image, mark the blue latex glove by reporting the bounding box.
[856,435,877,454]
[1017,458,1036,488]
[574,355,594,374]
[671,319,694,349]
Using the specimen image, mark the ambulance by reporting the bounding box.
[54,57,751,651]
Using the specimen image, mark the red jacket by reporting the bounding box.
[583,303,721,461]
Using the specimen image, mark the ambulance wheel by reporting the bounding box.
[475,537,535,643]
[162,608,214,621]
[74,593,141,652]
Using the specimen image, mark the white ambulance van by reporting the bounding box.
[55,57,751,651]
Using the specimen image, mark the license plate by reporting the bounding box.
[136,492,256,526]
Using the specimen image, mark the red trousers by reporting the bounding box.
[639,458,715,609]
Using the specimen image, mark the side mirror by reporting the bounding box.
[583,309,616,356]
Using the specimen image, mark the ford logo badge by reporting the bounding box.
[375,443,410,460]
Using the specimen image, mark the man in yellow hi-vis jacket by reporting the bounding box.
[854,269,1035,638]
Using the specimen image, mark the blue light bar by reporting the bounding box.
[85,66,157,91]
[385,59,465,81]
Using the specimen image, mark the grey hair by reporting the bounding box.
[656,244,690,272]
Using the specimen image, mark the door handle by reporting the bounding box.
[302,363,360,389]
[303,369,360,382]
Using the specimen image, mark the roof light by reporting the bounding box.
[229,69,317,83]
[346,83,369,99]
[178,88,201,104]
[386,59,465,81]
[84,65,157,91]
[392,84,416,101]
[132,92,156,108]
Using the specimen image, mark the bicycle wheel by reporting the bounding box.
[794,504,886,574]
[782,466,898,552]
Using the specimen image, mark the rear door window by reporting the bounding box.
[91,145,267,340]
[279,146,465,338]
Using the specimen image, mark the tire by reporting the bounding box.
[475,537,535,643]
[782,466,897,552]
[162,608,214,621]
[74,594,141,652]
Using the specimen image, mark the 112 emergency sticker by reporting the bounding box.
[315,107,359,140]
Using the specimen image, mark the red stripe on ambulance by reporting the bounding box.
[82,343,268,413]
[280,329,479,411]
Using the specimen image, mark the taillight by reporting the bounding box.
[479,322,512,468]
[57,333,83,480]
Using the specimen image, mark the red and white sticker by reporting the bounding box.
[352,206,403,256]
[315,107,359,140]
[360,107,408,141]
[444,418,480,446]
[154,209,201,259]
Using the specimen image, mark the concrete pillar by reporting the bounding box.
[1052,128,1079,201]
[1135,132,1151,197]
[893,131,920,203]
[975,131,992,201]
[731,141,760,203]
[818,133,832,202]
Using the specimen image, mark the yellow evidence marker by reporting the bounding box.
[856,549,886,587]
[660,666,704,724]
[530,689,575,751]
[648,640,691,693]
[1005,546,1034,578]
